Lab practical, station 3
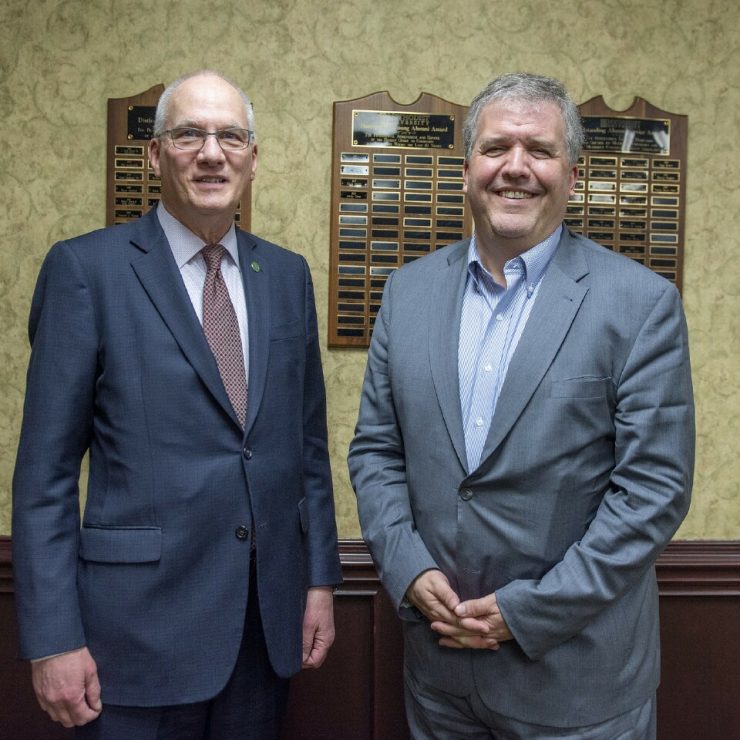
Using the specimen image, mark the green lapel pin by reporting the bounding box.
[250,261,260,273]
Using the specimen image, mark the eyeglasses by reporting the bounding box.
[161,127,253,151]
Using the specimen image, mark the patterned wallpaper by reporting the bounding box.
[1,0,738,538]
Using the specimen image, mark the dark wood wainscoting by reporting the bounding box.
[2,538,739,739]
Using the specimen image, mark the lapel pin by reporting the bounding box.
[250,261,261,273]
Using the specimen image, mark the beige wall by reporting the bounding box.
[1,0,738,538]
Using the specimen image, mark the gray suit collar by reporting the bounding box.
[428,240,472,473]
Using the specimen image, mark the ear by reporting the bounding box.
[148,137,162,177]
[249,143,258,181]
[568,163,578,196]
[462,159,469,194]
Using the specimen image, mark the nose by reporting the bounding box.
[196,133,226,163]
[500,146,528,178]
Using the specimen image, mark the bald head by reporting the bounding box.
[154,70,255,139]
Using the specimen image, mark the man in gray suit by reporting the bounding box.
[348,73,694,738]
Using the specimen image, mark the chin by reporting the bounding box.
[490,218,535,240]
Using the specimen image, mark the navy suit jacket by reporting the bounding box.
[13,208,341,706]
[349,229,694,726]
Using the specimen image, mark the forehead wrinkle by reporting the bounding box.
[476,131,561,150]
[171,118,245,131]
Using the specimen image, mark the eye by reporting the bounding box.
[482,145,505,157]
[530,146,554,158]
[219,128,249,144]
[172,127,202,141]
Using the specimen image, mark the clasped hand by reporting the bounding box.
[405,570,513,650]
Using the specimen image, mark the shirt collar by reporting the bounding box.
[156,204,240,269]
[467,225,562,295]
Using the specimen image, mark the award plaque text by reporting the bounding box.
[328,92,472,348]
[571,97,687,291]
[106,85,251,228]
[352,111,456,149]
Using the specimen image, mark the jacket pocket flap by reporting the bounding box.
[79,526,162,563]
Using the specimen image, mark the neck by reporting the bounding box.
[474,237,529,285]
[161,201,234,245]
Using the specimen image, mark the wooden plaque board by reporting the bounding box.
[328,92,472,348]
[106,84,252,229]
[572,96,687,292]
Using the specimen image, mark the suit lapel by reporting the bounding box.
[476,231,590,466]
[236,230,270,437]
[129,210,242,428]
[428,241,470,473]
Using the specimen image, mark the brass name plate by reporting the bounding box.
[582,117,670,155]
[127,105,156,141]
[352,111,455,150]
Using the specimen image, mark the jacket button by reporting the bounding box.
[235,526,249,540]
[460,488,473,501]
[243,446,253,460]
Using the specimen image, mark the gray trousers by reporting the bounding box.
[405,667,656,739]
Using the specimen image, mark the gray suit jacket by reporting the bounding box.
[348,228,694,726]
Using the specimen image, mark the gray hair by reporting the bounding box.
[153,70,255,140]
[463,72,583,165]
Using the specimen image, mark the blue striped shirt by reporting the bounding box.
[458,228,561,472]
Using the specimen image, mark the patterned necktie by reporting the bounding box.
[201,244,247,427]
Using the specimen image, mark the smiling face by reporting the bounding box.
[148,74,257,243]
[463,98,577,271]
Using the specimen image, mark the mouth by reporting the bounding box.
[497,190,534,200]
[194,176,227,184]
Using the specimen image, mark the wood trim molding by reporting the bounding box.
[0,536,12,594]
[2,536,739,596]
[654,540,740,595]
[335,538,740,596]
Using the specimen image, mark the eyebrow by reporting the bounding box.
[170,119,246,130]
[478,134,560,150]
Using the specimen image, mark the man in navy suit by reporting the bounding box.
[13,70,341,739]
[349,73,694,737]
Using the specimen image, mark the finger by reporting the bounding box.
[302,634,313,663]
[303,644,328,669]
[67,697,102,726]
[439,635,500,650]
[430,618,491,638]
[454,595,495,618]
[86,672,103,713]
[457,616,493,633]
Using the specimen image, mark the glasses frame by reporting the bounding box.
[161,127,254,152]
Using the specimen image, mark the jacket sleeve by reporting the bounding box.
[300,257,342,587]
[495,282,694,660]
[12,242,98,659]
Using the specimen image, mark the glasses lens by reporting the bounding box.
[169,128,205,150]
[218,128,250,150]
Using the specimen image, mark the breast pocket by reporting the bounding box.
[549,376,613,399]
[270,319,303,343]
